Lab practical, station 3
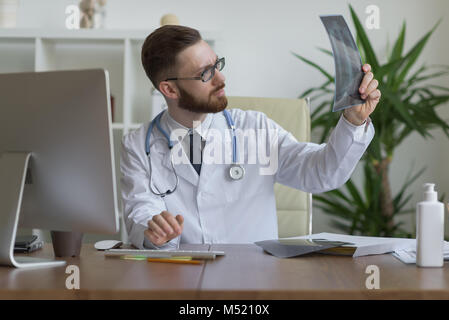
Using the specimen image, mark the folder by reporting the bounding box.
[255,238,355,258]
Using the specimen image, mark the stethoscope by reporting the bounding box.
[145,109,245,197]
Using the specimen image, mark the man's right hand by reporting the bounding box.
[144,211,184,247]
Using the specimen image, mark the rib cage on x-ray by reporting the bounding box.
[320,15,365,112]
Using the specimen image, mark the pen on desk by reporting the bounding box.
[147,258,203,265]
[121,255,194,261]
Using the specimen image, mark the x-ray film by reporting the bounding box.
[320,15,365,112]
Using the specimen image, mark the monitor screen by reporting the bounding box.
[0,69,119,235]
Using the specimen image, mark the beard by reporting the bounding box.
[177,84,228,114]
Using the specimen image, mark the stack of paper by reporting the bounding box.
[290,232,418,257]
[392,248,449,264]
[287,232,449,264]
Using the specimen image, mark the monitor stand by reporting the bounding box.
[0,152,66,268]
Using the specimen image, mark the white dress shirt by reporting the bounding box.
[165,111,209,165]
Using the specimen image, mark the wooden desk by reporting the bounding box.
[1,243,449,299]
[0,243,208,299]
[204,244,449,299]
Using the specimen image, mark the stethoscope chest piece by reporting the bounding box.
[229,164,245,180]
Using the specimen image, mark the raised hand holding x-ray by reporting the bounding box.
[320,15,380,124]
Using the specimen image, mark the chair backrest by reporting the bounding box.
[227,96,312,237]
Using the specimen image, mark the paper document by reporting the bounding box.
[393,248,449,264]
[289,232,418,257]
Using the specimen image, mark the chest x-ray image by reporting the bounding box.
[320,15,365,112]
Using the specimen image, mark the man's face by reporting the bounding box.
[173,40,227,114]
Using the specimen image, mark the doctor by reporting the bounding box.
[120,25,380,249]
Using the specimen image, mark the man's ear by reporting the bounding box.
[158,81,179,100]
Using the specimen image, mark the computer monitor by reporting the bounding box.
[0,69,119,268]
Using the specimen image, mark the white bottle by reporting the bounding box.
[416,183,444,267]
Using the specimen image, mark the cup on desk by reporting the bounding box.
[50,231,84,257]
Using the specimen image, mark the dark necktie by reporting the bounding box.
[189,131,202,175]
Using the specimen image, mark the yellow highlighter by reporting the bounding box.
[120,255,147,261]
[147,257,203,265]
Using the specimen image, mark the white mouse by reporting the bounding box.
[94,240,123,251]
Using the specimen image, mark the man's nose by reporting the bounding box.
[213,68,226,84]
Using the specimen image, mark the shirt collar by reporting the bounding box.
[163,109,213,140]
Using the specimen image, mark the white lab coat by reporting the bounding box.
[120,108,374,249]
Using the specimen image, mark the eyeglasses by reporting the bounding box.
[165,57,225,83]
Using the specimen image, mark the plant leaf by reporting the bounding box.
[316,46,333,57]
[393,19,442,91]
[390,21,406,62]
[291,52,334,82]
[380,84,427,137]
[345,179,366,210]
[349,4,379,70]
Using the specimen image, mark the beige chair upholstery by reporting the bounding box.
[227,96,312,238]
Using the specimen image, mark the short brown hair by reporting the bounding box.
[141,25,202,90]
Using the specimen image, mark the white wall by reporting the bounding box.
[14,0,449,236]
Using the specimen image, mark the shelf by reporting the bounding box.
[0,28,220,42]
[0,28,151,40]
[111,123,124,130]
[111,123,143,130]
[129,123,143,130]
[127,39,152,124]
[0,38,35,73]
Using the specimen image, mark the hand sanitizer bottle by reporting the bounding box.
[416,183,444,267]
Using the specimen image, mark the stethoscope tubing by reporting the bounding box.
[145,109,241,197]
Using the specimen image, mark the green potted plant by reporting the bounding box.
[292,4,449,237]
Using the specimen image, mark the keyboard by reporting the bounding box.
[104,249,225,260]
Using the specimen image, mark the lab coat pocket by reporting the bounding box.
[222,164,266,204]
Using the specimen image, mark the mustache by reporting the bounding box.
[212,84,226,94]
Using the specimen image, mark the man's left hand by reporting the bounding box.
[343,64,381,126]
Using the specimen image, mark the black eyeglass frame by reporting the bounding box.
[164,57,225,83]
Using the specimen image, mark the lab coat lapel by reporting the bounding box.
[159,141,200,187]
[197,114,229,192]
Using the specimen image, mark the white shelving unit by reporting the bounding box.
[0,28,218,243]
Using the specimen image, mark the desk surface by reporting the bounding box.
[1,243,449,299]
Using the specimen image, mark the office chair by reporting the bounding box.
[227,96,312,238]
